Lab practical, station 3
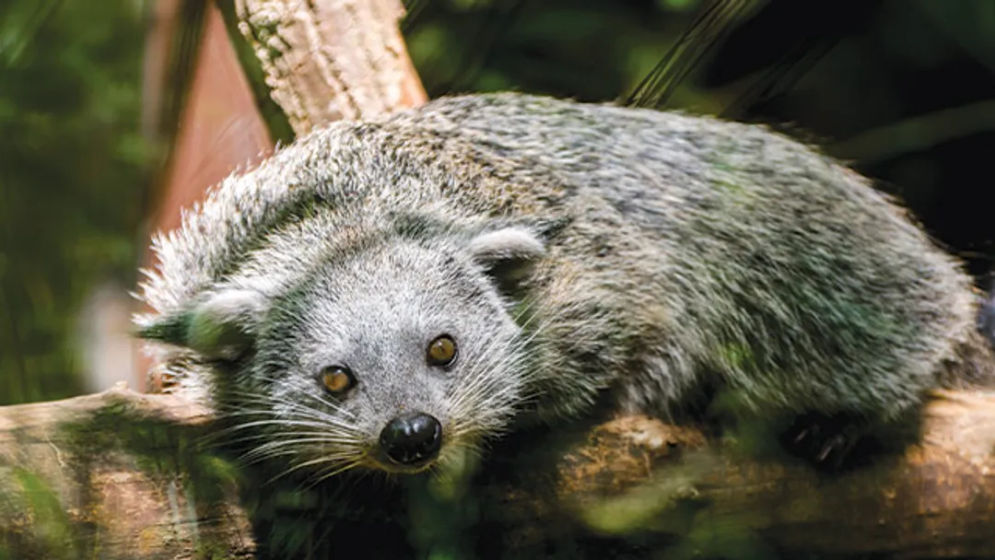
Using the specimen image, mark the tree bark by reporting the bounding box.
[228,0,427,136]
[545,390,995,558]
[0,386,254,559]
[2,388,995,557]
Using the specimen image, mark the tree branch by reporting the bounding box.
[2,388,994,557]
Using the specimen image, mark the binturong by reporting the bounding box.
[136,93,995,475]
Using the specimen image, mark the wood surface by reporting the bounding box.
[2,388,995,557]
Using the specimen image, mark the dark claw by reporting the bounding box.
[815,432,856,468]
[791,423,818,445]
[780,412,866,471]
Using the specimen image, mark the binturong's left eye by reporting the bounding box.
[426,334,457,367]
[319,365,356,396]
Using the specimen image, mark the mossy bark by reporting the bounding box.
[3,388,995,558]
[0,387,252,559]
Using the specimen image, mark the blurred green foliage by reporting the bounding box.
[0,0,148,405]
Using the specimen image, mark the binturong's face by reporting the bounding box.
[142,224,547,477]
[250,236,535,475]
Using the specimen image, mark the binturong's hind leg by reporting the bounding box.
[779,329,995,471]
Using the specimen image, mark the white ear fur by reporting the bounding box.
[468,227,546,264]
[186,289,266,360]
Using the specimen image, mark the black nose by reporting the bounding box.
[379,412,442,466]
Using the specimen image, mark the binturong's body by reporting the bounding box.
[137,94,994,475]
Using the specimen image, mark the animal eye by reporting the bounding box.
[319,365,356,395]
[427,335,457,366]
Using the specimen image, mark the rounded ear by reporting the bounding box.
[469,227,546,296]
[468,226,546,264]
[138,289,266,361]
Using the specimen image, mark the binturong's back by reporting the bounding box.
[137,93,994,474]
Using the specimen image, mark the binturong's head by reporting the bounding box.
[139,222,547,476]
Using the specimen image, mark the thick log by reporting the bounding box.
[0,385,253,559]
[2,388,994,557]
[547,390,995,558]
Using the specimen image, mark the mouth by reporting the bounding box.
[369,439,443,474]
[370,454,438,474]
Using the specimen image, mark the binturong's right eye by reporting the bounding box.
[319,365,356,396]
[426,334,457,367]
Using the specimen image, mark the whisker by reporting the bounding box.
[304,459,367,488]
[216,418,363,434]
[266,452,366,484]
[242,436,364,457]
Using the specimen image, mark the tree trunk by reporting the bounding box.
[228,0,427,136]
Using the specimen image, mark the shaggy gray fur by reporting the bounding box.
[137,93,991,474]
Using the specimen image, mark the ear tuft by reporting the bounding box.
[139,289,265,361]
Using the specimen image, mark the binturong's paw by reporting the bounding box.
[779,412,874,472]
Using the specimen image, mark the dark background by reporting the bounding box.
[1,0,993,405]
